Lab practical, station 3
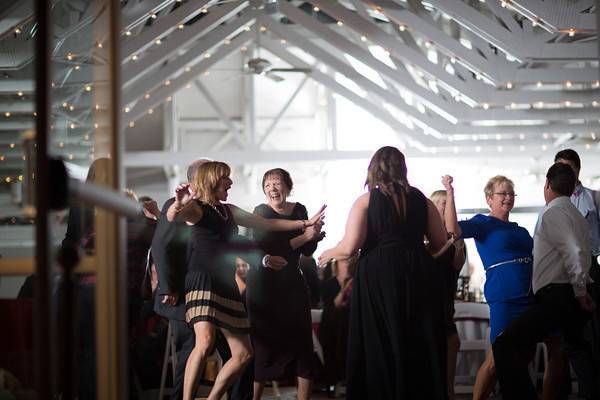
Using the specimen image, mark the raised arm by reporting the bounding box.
[166,183,203,224]
[426,198,448,254]
[230,203,326,231]
[318,193,369,266]
[442,175,461,238]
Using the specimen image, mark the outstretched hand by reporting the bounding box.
[307,204,327,227]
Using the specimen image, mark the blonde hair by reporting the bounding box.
[430,190,447,204]
[194,161,231,203]
[365,146,409,221]
[484,175,514,198]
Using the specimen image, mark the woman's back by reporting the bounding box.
[361,187,428,255]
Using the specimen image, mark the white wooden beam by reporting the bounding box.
[122,0,249,84]
[121,0,213,59]
[122,12,255,104]
[123,31,252,127]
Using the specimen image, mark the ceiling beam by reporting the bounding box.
[260,37,435,150]
[123,30,252,127]
[123,12,255,104]
[122,0,249,84]
[121,0,213,59]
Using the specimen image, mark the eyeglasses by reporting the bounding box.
[493,192,517,198]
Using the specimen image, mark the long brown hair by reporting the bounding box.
[365,146,410,220]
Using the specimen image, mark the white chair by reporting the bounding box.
[453,301,490,395]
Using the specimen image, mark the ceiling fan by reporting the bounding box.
[245,56,311,82]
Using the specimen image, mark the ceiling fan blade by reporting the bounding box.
[264,72,285,82]
[269,68,312,73]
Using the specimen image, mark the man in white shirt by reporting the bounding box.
[493,163,598,399]
[555,149,600,375]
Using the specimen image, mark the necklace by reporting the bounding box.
[208,202,228,220]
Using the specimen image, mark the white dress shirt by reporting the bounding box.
[533,196,592,297]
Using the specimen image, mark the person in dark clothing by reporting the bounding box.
[319,146,448,399]
[248,168,325,400]
[151,159,255,400]
[299,255,322,308]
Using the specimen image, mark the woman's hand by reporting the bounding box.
[318,249,333,267]
[174,183,196,207]
[264,255,287,271]
[306,204,327,227]
[441,175,454,193]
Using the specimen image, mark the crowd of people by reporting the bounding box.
[64,146,599,399]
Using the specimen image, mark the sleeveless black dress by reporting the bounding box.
[346,188,447,399]
[184,201,250,334]
[246,203,316,381]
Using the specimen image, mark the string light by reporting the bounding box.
[132,54,139,61]
[280,39,286,44]
[148,108,153,114]
[4,112,10,117]
[240,46,247,52]
[14,27,21,34]
[74,65,80,70]
[204,53,211,58]
[83,134,90,140]
[69,122,76,129]
[568,29,575,37]
[542,144,548,151]
[96,41,103,48]
[399,24,406,31]
[593,101,599,107]
[58,142,64,148]
[9,143,15,148]
[361,35,367,42]
[313,6,320,12]
[125,30,132,36]
[5,177,11,183]
[69,105,75,111]
[224,39,231,45]
[165,80,171,86]
[564,100,572,107]
[201,8,208,14]
[129,121,135,128]
[482,103,489,110]
[536,81,543,88]
[337,21,343,27]
[124,106,130,113]
[85,84,92,91]
[155,38,162,45]
[244,26,251,32]
[260,26,267,32]
[565,80,572,88]
[144,93,151,99]
[166,96,172,102]
[150,13,157,19]
[17,91,23,97]
[586,144,592,150]
[66,52,74,61]
[68,154,74,160]
[94,123,99,129]
[506,82,513,89]
[543,133,549,139]
[0,156,4,161]
[178,23,184,30]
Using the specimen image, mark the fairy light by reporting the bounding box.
[132,54,139,61]
[399,24,406,31]
[542,144,548,151]
[58,142,64,148]
[482,103,490,110]
[313,6,320,12]
[74,65,80,70]
[94,123,99,129]
[83,134,90,140]
[62,102,68,108]
[166,96,172,102]
[85,84,92,91]
[536,81,543,88]
[9,143,15,148]
[129,121,135,128]
[543,133,549,139]
[155,38,162,45]
[593,101,599,107]
[204,53,211,58]
[144,93,151,99]
[244,26,251,32]
[165,80,171,86]
[4,112,10,117]
[201,8,208,13]
[5,177,11,183]
[150,12,157,19]
[260,26,267,32]
[178,23,184,30]
[17,91,23,97]
[66,52,74,61]
[148,108,153,114]
[336,21,343,27]
[14,27,21,34]
[361,35,367,42]
[564,100,572,107]
[224,39,231,45]
[68,154,74,160]
[565,80,572,88]
[568,29,575,37]
[240,46,247,52]
[124,106,130,113]
[96,41,103,49]
[69,122,76,129]
[586,144,592,150]
[495,134,502,141]
[69,105,75,111]
[506,82,513,89]
[125,30,132,36]
[280,39,286,44]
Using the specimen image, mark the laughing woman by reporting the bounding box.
[166,161,325,400]
[248,168,325,400]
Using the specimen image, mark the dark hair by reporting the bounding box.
[138,196,153,203]
[554,149,581,171]
[365,146,409,220]
[546,162,576,196]
[262,168,293,193]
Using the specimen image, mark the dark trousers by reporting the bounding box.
[170,319,254,400]
[493,284,599,400]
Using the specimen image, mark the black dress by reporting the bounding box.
[185,201,250,334]
[246,203,316,381]
[346,188,447,399]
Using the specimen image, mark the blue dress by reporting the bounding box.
[459,214,533,342]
